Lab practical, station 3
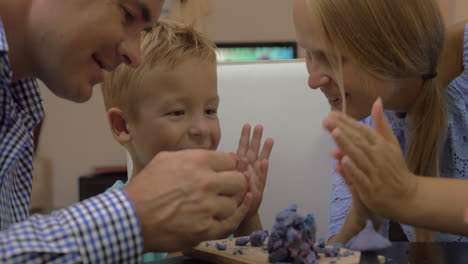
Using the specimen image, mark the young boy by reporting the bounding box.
[101,20,274,261]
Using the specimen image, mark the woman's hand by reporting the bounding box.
[323,98,418,220]
[328,158,383,244]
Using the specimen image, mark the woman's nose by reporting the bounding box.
[306,58,331,89]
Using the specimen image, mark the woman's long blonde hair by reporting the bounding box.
[306,0,447,241]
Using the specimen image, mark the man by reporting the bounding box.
[0,0,251,262]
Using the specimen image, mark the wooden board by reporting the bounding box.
[184,237,385,264]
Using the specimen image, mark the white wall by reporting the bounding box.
[453,0,468,22]
[38,83,127,209]
[216,60,333,238]
[205,0,295,43]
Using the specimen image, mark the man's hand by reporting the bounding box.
[124,149,252,252]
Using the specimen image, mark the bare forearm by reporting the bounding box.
[396,176,468,236]
[234,213,262,237]
[328,208,366,244]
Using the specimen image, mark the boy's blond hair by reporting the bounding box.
[102,19,217,120]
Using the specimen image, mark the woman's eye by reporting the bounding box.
[121,6,136,24]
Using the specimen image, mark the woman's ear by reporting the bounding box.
[107,107,132,145]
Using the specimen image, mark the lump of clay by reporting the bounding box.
[235,237,250,246]
[267,204,318,264]
[249,230,269,247]
[317,238,326,248]
[233,248,244,255]
[322,247,340,258]
[341,250,355,257]
[346,220,391,251]
[215,243,227,251]
[312,239,341,258]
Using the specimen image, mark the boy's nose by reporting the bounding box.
[189,120,210,138]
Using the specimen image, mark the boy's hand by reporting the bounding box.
[236,124,274,221]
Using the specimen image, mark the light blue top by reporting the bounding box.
[329,23,468,242]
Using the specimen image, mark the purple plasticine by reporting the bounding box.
[249,230,269,247]
[346,220,391,251]
[342,250,355,257]
[313,243,339,257]
[267,204,319,264]
[323,247,340,257]
[314,247,340,258]
[317,238,326,248]
[233,248,244,255]
[235,237,250,246]
[215,243,227,251]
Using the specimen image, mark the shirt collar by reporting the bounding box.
[0,18,9,53]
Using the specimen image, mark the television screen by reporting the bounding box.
[216,42,297,62]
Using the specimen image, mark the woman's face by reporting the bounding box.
[293,0,401,120]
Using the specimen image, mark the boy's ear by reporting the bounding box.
[107,107,132,144]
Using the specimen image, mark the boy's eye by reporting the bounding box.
[121,6,136,24]
[205,108,217,115]
[167,110,185,116]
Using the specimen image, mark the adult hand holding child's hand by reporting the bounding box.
[124,149,252,252]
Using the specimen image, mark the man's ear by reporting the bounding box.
[107,107,132,145]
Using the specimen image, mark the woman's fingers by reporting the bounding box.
[332,127,375,175]
[342,155,371,199]
[371,98,398,143]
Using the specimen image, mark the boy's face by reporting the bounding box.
[127,58,221,170]
[29,0,163,103]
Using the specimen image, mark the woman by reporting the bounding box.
[293,0,468,242]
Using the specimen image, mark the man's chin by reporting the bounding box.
[56,83,94,103]
[70,95,92,103]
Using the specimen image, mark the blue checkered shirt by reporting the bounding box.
[0,19,143,263]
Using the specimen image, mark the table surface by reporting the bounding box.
[148,242,468,264]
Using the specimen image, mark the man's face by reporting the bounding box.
[28,0,164,102]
